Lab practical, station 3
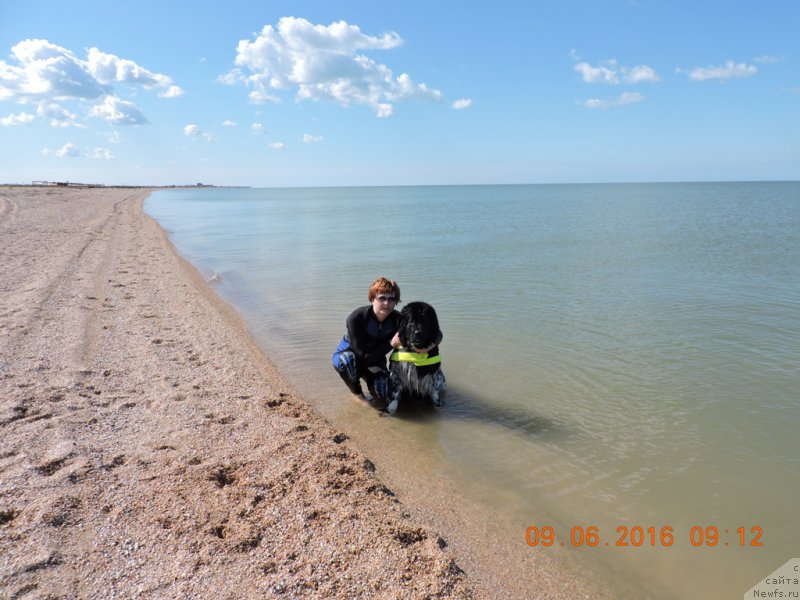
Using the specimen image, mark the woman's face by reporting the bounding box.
[371,291,398,321]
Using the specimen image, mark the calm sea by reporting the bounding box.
[145,182,799,599]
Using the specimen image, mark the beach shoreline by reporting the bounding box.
[0,186,614,599]
[0,187,474,598]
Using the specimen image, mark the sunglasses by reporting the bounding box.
[375,295,397,303]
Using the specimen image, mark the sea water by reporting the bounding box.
[145,182,800,599]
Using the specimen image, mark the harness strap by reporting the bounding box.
[389,347,442,366]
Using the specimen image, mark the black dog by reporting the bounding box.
[386,301,446,414]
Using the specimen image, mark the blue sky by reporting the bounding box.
[1,1,798,186]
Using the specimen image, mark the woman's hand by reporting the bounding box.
[390,332,401,348]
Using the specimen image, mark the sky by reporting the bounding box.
[1,0,798,187]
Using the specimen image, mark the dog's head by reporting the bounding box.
[397,301,440,352]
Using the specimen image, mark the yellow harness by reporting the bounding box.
[389,347,442,366]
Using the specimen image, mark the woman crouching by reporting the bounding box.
[331,276,401,404]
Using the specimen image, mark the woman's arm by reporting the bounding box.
[345,309,368,357]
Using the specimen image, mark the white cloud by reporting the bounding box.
[375,103,394,118]
[41,143,110,161]
[575,59,660,85]
[250,122,266,135]
[1,111,34,126]
[753,55,783,64]
[622,65,660,84]
[55,142,80,157]
[108,130,122,143]
[687,60,757,81]
[2,39,108,100]
[221,119,237,127]
[575,61,620,84]
[36,102,80,127]
[159,85,184,98]
[580,91,645,109]
[183,123,214,142]
[218,70,244,85]
[224,17,443,117]
[85,47,179,92]
[0,38,180,126]
[90,95,147,125]
[268,142,286,150]
[452,98,472,110]
[247,88,281,104]
[301,133,323,143]
[90,147,114,160]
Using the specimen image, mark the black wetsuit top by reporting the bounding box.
[344,305,400,369]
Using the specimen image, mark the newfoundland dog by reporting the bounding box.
[385,301,446,414]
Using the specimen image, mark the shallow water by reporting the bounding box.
[146,182,800,599]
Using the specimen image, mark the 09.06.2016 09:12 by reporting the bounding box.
[524,525,764,548]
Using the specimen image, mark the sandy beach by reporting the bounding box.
[0,187,474,598]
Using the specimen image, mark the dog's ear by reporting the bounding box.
[424,305,439,333]
[397,311,411,347]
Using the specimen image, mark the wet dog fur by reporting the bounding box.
[386,301,446,414]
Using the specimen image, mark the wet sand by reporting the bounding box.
[0,187,473,598]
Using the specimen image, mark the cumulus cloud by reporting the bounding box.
[573,55,656,108]
[90,147,114,160]
[623,65,660,84]
[575,61,620,84]
[183,123,214,142]
[575,59,660,84]
[36,102,80,127]
[375,103,394,118]
[0,38,181,126]
[222,17,444,117]
[452,98,472,110]
[90,95,147,125]
[1,112,34,126]
[55,142,80,157]
[301,133,323,143]
[580,91,645,109]
[45,142,112,159]
[268,142,286,150]
[685,60,757,81]
[85,47,178,90]
[221,119,237,127]
[250,122,266,135]
[1,39,108,101]
[159,85,184,98]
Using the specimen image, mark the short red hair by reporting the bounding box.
[368,276,400,303]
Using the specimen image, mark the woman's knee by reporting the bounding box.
[333,350,358,382]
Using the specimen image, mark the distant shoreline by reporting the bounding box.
[1,182,251,189]
[3,179,797,191]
